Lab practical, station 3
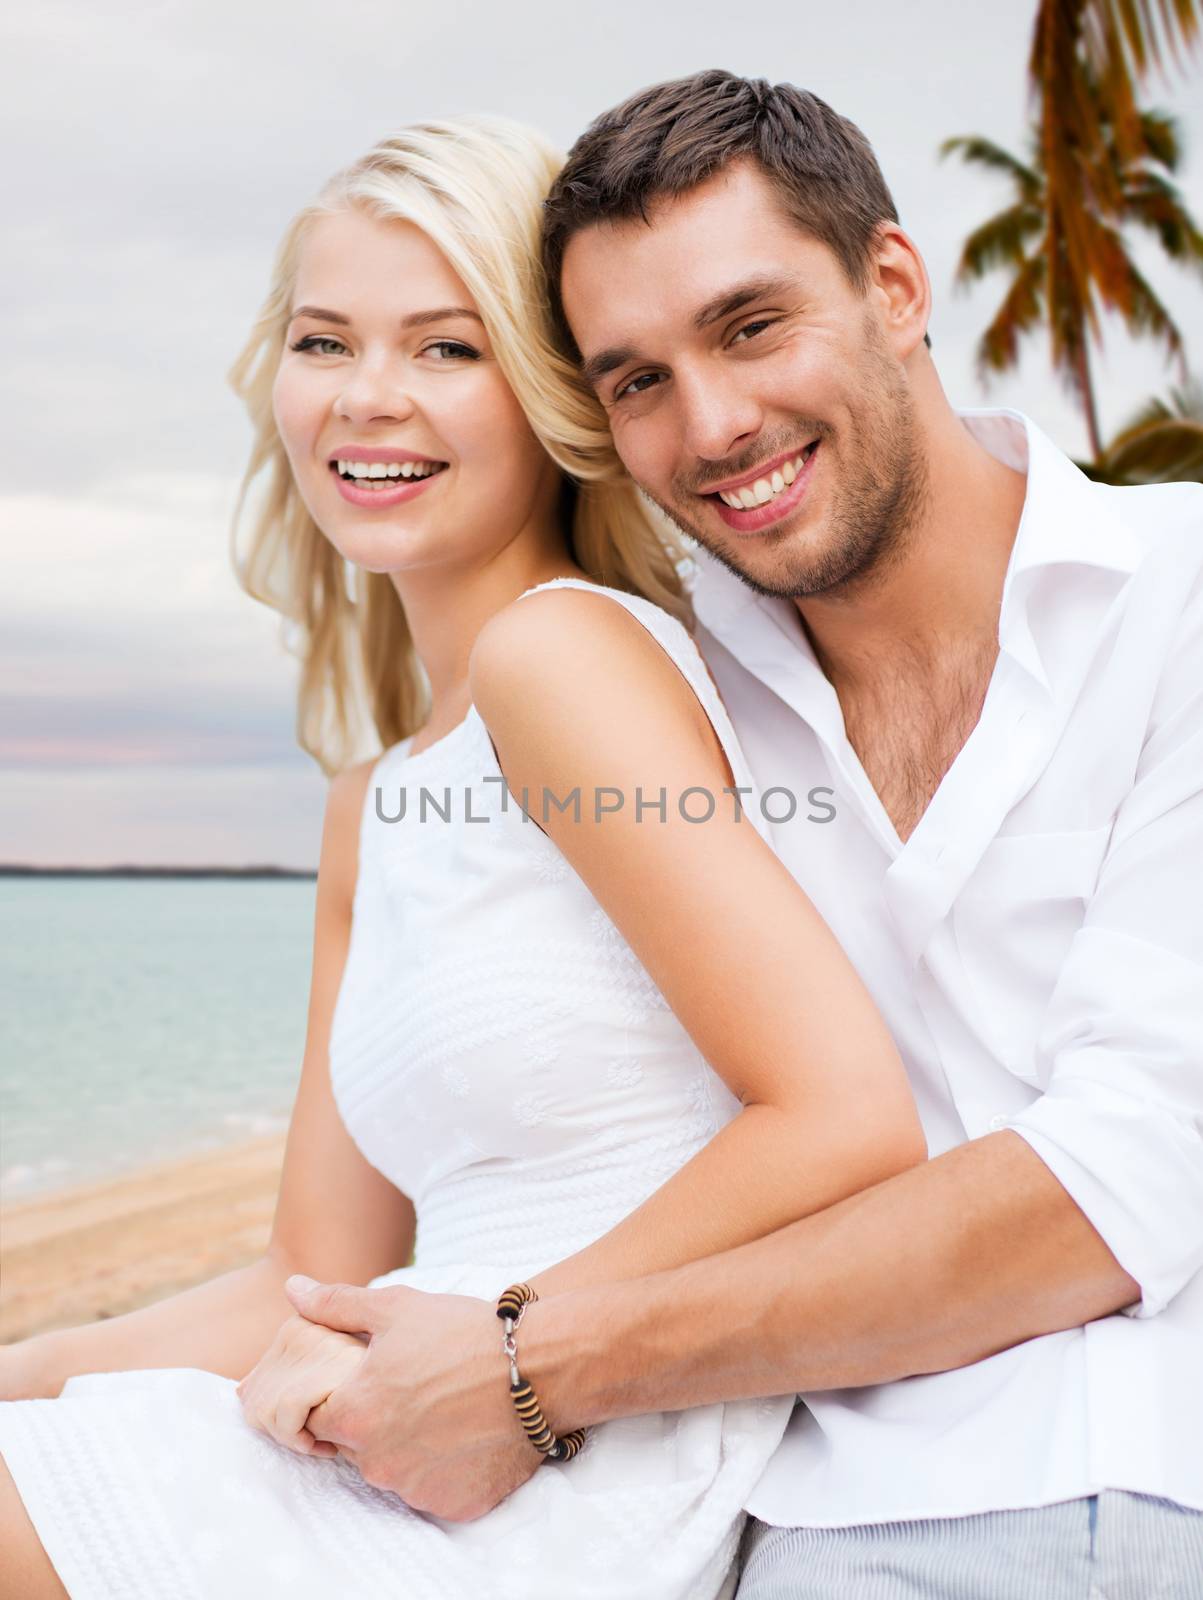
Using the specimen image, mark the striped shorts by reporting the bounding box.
[735,1492,1203,1599]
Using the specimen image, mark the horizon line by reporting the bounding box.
[0,864,317,879]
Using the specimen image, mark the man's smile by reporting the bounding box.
[702,439,822,534]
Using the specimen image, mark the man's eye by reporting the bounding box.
[614,372,664,402]
[730,319,776,344]
[290,334,348,355]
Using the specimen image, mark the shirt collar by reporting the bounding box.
[687,406,1143,700]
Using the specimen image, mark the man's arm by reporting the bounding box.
[290,1129,1136,1520]
[525,1129,1139,1431]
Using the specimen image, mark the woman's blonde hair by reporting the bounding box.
[227,114,695,777]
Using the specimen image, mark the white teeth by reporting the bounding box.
[717,448,813,512]
[336,459,443,481]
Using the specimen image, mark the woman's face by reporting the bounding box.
[273,207,557,576]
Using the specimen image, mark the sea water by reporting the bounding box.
[1,877,317,1202]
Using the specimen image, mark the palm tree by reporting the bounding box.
[1032,1,1203,204]
[1092,379,1203,482]
[1030,3,1203,415]
[941,94,1203,459]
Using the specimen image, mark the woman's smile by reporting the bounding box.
[328,457,450,509]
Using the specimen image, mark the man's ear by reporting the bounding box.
[869,223,931,362]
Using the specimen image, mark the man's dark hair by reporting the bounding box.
[542,69,930,354]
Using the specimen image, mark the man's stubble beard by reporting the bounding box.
[639,327,932,604]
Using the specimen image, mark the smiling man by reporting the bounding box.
[286,71,1203,1596]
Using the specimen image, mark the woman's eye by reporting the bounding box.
[289,334,347,356]
[424,340,480,361]
[614,371,664,403]
[730,319,777,345]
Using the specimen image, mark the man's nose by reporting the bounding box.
[673,365,763,462]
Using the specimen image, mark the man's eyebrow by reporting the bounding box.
[578,274,800,391]
[691,274,799,331]
[287,305,484,329]
[580,344,640,390]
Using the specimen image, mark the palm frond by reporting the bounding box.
[939,136,1043,203]
[1136,106,1182,167]
[1119,177,1203,267]
[1119,254,1187,363]
[1090,0,1203,82]
[1099,377,1203,479]
[975,253,1047,378]
[1072,1,1203,145]
[952,203,1045,283]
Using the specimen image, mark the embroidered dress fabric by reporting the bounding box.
[0,579,794,1600]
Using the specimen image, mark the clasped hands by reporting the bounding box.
[235,1276,541,1521]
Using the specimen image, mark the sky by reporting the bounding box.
[4,0,1201,867]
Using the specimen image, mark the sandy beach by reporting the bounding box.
[0,1134,286,1343]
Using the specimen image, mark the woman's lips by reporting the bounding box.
[330,464,448,509]
[709,442,820,535]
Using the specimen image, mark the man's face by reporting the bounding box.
[559,159,927,599]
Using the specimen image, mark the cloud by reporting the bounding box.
[3,472,304,767]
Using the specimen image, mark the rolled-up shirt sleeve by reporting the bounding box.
[1006,585,1203,1318]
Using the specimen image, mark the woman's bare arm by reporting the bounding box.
[468,588,926,1301]
[3,760,415,1397]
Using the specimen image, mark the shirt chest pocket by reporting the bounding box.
[950,824,1113,1083]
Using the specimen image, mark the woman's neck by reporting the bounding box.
[391,542,590,729]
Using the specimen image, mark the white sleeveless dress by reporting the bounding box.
[0,579,795,1600]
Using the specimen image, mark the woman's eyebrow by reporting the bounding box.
[286,305,484,329]
[399,306,485,330]
[288,305,351,326]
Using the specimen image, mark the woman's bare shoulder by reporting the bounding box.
[468,585,715,757]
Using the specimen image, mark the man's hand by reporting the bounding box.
[283,1276,541,1520]
[236,1312,368,1459]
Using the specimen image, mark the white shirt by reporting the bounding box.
[685,408,1203,1527]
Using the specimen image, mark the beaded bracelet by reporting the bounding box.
[496,1282,588,1462]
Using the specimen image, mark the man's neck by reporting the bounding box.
[796,407,1028,695]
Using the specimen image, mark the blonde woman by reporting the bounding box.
[0,116,925,1599]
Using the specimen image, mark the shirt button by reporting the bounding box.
[988,1113,1008,1132]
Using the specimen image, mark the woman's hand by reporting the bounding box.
[236,1313,369,1459]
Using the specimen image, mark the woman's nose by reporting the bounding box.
[334,359,417,426]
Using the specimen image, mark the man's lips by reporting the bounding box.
[700,442,817,498]
[705,441,822,535]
